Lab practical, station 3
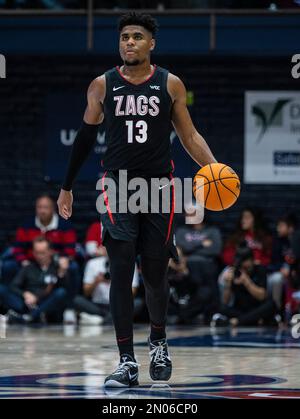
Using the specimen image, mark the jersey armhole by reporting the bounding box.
[164,71,174,120]
[165,72,174,106]
[102,73,108,106]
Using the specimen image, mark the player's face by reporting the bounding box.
[119,25,155,65]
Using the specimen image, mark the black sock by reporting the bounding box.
[141,255,170,344]
[117,336,135,362]
[105,235,137,364]
[150,323,166,342]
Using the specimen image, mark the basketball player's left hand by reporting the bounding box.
[57,189,73,220]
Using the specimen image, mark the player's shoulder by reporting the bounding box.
[166,71,186,100]
[88,66,119,95]
[167,72,185,88]
[89,74,106,91]
[153,65,179,81]
[87,74,106,102]
[104,66,118,76]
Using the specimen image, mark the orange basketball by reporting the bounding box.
[193,163,241,211]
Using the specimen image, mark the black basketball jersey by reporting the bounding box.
[102,65,173,175]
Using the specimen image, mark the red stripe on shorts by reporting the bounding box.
[165,173,175,244]
[102,171,115,225]
[170,159,175,172]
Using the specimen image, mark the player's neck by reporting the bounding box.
[120,61,153,81]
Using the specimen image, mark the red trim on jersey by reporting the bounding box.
[116,64,157,86]
[165,173,175,244]
[170,159,175,172]
[102,171,115,225]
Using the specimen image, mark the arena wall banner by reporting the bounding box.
[244,91,300,184]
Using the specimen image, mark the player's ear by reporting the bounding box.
[150,38,155,51]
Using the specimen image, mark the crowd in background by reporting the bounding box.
[0,193,299,328]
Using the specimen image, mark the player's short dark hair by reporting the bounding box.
[118,12,158,38]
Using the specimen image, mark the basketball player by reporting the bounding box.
[57,12,217,388]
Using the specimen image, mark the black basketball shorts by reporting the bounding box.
[99,170,178,260]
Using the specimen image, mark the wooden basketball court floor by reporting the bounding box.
[0,321,299,399]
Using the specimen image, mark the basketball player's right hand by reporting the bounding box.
[57,189,73,220]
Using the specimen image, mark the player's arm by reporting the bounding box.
[168,74,217,167]
[57,76,106,220]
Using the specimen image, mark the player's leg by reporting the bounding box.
[140,253,173,381]
[105,233,136,359]
[103,234,140,388]
[139,176,176,381]
[100,171,140,388]
[140,255,170,342]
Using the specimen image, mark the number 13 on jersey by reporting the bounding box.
[126,120,148,143]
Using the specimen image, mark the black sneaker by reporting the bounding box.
[148,338,172,381]
[104,355,139,388]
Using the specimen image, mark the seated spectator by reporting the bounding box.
[214,246,277,327]
[0,237,68,324]
[167,247,216,324]
[286,261,300,323]
[292,228,300,260]
[268,214,297,310]
[1,194,78,283]
[284,227,300,323]
[85,221,106,258]
[73,248,140,325]
[222,207,272,267]
[175,208,222,286]
[1,194,80,322]
[14,194,77,262]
